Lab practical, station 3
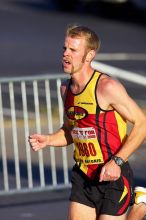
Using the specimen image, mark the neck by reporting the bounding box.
[70,67,94,93]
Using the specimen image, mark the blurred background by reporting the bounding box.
[0,1,146,219]
[0,0,146,76]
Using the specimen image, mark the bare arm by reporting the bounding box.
[29,79,73,151]
[98,77,146,181]
[29,124,73,152]
[106,79,146,160]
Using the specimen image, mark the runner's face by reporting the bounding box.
[62,36,88,74]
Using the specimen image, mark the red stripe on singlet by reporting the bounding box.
[87,164,99,179]
[99,111,122,162]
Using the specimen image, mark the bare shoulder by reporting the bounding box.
[97,74,129,109]
[98,74,126,96]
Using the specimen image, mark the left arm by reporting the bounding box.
[99,77,146,182]
[113,93,146,161]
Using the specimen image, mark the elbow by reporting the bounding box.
[134,115,146,139]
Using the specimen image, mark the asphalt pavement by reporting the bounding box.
[0,189,70,220]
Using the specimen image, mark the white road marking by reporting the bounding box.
[20,212,34,218]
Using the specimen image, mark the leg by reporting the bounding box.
[68,201,97,220]
[99,213,127,220]
[69,166,101,220]
[128,204,146,220]
[127,186,146,220]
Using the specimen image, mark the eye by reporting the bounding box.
[71,48,76,52]
[63,46,66,52]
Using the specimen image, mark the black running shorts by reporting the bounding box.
[70,162,134,216]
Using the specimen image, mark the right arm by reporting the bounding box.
[29,79,73,152]
[29,124,73,152]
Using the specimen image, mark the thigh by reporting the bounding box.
[127,204,146,220]
[70,165,102,210]
[68,201,97,220]
[99,213,127,220]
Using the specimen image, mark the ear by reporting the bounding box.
[86,50,96,62]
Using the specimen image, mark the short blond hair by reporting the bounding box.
[66,25,101,52]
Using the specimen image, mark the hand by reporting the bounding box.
[99,159,121,182]
[28,134,49,151]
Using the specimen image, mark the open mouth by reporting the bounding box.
[63,59,71,67]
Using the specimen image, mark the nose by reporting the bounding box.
[63,48,70,56]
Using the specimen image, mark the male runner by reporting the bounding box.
[29,25,146,220]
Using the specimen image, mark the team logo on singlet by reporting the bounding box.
[66,106,88,120]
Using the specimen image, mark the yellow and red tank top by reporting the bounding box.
[64,70,127,179]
